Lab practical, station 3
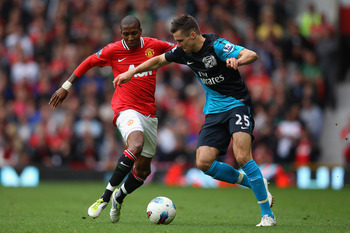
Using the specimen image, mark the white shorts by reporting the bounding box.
[116,109,158,158]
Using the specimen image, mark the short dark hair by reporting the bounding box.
[170,14,200,36]
[120,15,141,30]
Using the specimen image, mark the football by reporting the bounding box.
[146,196,176,224]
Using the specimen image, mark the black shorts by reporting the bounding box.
[197,106,255,155]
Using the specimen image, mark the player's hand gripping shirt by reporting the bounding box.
[74,37,174,123]
[165,33,251,115]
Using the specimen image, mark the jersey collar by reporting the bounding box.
[122,37,144,50]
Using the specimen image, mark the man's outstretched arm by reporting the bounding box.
[48,73,79,108]
[114,54,171,87]
[49,55,94,108]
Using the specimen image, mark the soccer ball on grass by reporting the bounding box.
[146,196,176,224]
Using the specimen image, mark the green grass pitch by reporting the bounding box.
[1,182,350,233]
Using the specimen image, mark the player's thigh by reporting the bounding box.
[228,106,254,166]
[228,105,255,137]
[197,117,231,156]
[116,109,144,148]
[137,112,158,158]
[232,132,253,166]
[126,131,144,154]
[116,109,157,157]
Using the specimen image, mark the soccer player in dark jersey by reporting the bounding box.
[49,15,174,223]
[115,14,276,227]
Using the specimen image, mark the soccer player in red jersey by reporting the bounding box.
[49,15,174,223]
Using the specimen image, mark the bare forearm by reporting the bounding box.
[114,54,170,87]
[237,49,259,66]
[129,54,169,76]
[67,73,79,84]
[50,58,92,108]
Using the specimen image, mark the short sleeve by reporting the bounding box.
[213,38,244,61]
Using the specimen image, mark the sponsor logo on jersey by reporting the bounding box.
[202,55,217,69]
[128,64,153,77]
[198,72,225,85]
[96,49,103,57]
[223,44,234,53]
[199,75,225,85]
[118,57,127,62]
[127,120,134,126]
[145,48,155,58]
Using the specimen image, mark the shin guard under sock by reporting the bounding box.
[204,160,250,188]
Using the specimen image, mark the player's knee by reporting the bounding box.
[128,143,143,156]
[135,167,151,179]
[196,158,212,172]
[196,148,216,172]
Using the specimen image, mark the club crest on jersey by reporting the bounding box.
[96,49,103,57]
[127,120,134,126]
[202,55,217,69]
[145,48,155,58]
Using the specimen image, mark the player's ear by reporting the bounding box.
[139,27,143,36]
[190,31,196,39]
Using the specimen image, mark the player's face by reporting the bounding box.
[172,30,195,53]
[121,23,142,49]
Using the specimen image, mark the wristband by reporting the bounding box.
[62,81,72,91]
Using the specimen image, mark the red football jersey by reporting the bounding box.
[75,37,174,124]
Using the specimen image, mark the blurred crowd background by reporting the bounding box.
[0,0,349,178]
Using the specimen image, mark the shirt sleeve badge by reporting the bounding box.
[96,49,103,57]
[223,44,234,53]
